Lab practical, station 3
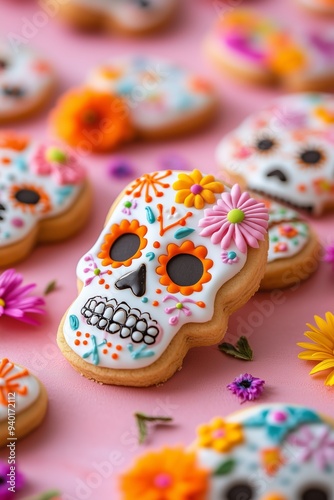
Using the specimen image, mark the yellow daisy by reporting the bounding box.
[197,417,244,453]
[297,312,334,386]
[172,169,224,210]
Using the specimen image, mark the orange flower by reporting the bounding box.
[50,88,134,152]
[120,447,209,500]
[157,241,213,296]
[98,219,147,268]
[261,448,285,476]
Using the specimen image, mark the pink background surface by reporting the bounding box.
[1,0,334,498]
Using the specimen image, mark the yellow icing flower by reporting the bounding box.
[197,417,244,453]
[297,312,334,386]
[120,447,209,500]
[172,170,224,210]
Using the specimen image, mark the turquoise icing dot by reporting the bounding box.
[146,252,155,261]
[174,228,195,239]
[142,297,148,303]
[15,156,28,172]
[228,251,237,259]
[69,314,79,330]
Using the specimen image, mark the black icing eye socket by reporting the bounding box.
[301,487,329,500]
[226,483,254,500]
[14,189,40,205]
[109,233,141,262]
[166,254,204,287]
[298,148,325,167]
[0,59,8,70]
[2,85,25,98]
[0,203,5,221]
[255,137,277,153]
[133,0,151,7]
[266,168,288,183]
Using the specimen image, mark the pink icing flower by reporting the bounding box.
[162,295,205,326]
[288,424,334,470]
[199,184,269,253]
[0,269,45,325]
[31,144,86,186]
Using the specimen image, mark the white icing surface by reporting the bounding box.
[0,141,84,246]
[195,404,334,499]
[216,93,334,215]
[71,0,176,31]
[63,171,251,370]
[0,360,40,423]
[0,43,54,119]
[268,222,309,262]
[86,56,215,131]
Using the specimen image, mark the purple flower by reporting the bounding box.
[108,158,134,179]
[324,244,334,270]
[0,269,45,325]
[227,373,265,404]
[0,460,25,499]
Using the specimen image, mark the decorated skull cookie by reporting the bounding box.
[0,358,48,446]
[0,132,90,267]
[216,93,334,216]
[260,199,320,290]
[0,43,55,122]
[205,10,334,91]
[57,0,177,34]
[51,56,217,152]
[58,170,269,386]
[121,404,334,499]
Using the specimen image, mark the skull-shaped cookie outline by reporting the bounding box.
[216,93,334,215]
[61,170,268,375]
[194,404,334,500]
[0,133,86,258]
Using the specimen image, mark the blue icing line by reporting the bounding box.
[56,186,74,204]
[82,335,107,365]
[116,80,134,95]
[146,252,155,261]
[15,156,28,172]
[69,314,79,331]
[145,206,156,224]
[174,228,195,239]
[127,344,155,360]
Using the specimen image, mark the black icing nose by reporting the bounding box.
[115,264,146,297]
[266,168,288,183]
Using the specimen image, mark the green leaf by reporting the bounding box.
[218,336,253,361]
[134,412,173,444]
[213,459,236,476]
[44,280,57,296]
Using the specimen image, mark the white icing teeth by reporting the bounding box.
[81,296,160,345]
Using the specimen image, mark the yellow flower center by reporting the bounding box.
[46,146,67,164]
[227,208,245,224]
[0,298,5,307]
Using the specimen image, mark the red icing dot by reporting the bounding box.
[2,157,11,164]
[153,241,160,248]
[76,331,82,337]
[103,349,108,354]
[107,342,112,348]
[85,333,90,338]
[83,340,88,346]
[298,184,307,192]
[116,345,122,351]
[112,353,118,360]
[107,270,112,275]
[74,340,80,346]
[152,301,159,307]
[99,279,105,285]
[105,284,110,290]
[156,289,162,294]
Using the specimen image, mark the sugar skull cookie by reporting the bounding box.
[57,170,269,386]
[216,93,334,216]
[121,404,334,499]
[205,10,334,91]
[51,56,217,151]
[55,0,177,34]
[0,132,91,267]
[297,0,334,14]
[0,358,48,447]
[260,200,321,290]
[0,43,55,123]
